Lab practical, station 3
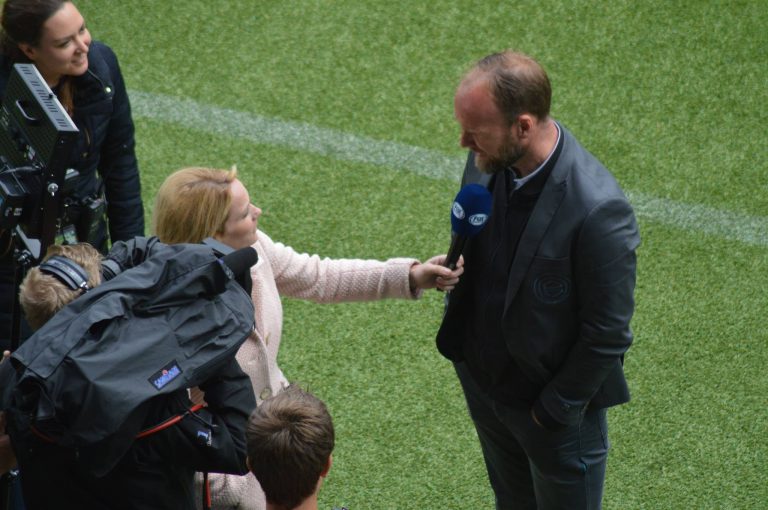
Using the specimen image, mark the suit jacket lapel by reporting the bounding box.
[503,152,569,312]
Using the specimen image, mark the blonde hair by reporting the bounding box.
[153,166,237,244]
[19,243,103,330]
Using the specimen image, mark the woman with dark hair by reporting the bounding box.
[0,0,144,350]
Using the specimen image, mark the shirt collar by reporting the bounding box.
[510,122,562,190]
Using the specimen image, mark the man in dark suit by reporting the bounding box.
[436,50,640,509]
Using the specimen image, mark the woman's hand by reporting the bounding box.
[409,255,464,292]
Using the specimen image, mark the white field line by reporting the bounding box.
[130,90,768,248]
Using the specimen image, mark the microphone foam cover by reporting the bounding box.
[450,184,492,237]
[221,247,258,278]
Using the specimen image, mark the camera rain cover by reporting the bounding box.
[8,242,255,475]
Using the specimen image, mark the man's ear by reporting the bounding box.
[320,454,332,478]
[516,114,534,139]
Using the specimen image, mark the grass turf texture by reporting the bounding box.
[77,1,767,508]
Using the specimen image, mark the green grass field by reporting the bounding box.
[78,1,767,508]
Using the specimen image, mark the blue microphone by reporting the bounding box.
[444,184,492,269]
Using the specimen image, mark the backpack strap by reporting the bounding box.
[30,403,207,444]
[202,471,211,510]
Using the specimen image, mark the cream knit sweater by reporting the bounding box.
[194,231,420,510]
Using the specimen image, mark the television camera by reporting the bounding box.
[0,63,82,351]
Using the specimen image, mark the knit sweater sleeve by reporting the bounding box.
[195,470,265,510]
[257,231,420,302]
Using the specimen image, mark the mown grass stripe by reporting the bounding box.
[129,90,457,181]
[627,191,767,248]
[130,90,768,248]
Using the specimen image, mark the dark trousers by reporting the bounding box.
[455,362,609,510]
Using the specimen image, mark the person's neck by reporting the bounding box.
[515,118,558,178]
[38,68,62,88]
[266,494,319,510]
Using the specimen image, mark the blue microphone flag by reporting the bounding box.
[450,184,492,237]
[444,184,492,269]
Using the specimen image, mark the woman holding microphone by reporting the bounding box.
[153,166,463,510]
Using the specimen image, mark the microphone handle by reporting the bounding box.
[444,234,466,270]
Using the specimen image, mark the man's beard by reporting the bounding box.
[476,137,525,175]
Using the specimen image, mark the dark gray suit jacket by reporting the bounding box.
[437,124,640,426]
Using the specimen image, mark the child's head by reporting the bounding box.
[246,385,335,510]
[19,243,102,330]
